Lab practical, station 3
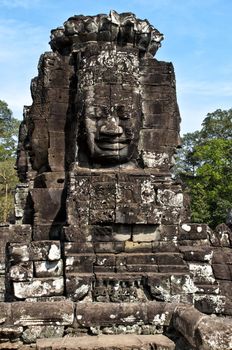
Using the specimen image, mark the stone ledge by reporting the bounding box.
[36,334,175,350]
[75,302,177,327]
[11,301,74,326]
[173,304,232,350]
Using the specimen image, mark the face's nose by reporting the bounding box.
[100,116,123,136]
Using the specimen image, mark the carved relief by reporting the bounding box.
[1,12,231,348]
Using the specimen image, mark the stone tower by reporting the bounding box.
[0,11,231,349]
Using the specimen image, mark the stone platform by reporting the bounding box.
[37,334,175,350]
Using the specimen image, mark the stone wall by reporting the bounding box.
[0,10,231,350]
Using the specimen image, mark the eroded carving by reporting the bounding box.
[1,10,231,349]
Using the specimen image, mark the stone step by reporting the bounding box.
[37,334,175,350]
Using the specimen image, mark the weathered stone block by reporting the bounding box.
[195,317,232,350]
[115,206,142,224]
[65,254,96,273]
[0,225,32,243]
[212,248,232,264]
[93,265,116,273]
[194,294,226,314]
[212,264,232,280]
[195,283,220,295]
[66,273,92,300]
[13,277,64,299]
[170,274,199,296]
[64,242,94,254]
[14,184,31,223]
[90,182,116,210]
[0,326,23,342]
[93,242,125,253]
[132,224,160,242]
[34,260,63,278]
[33,224,63,240]
[147,274,171,301]
[189,263,215,284]
[141,150,170,169]
[64,225,92,242]
[91,225,113,242]
[161,208,182,225]
[76,302,147,327]
[146,303,172,327]
[224,300,232,316]
[0,303,11,325]
[48,114,67,132]
[31,189,64,224]
[139,129,180,152]
[214,223,231,247]
[172,305,204,347]
[0,277,5,302]
[158,265,189,273]
[116,182,141,206]
[8,244,30,263]
[157,189,183,207]
[31,241,61,261]
[9,262,33,282]
[152,241,179,253]
[180,246,213,262]
[116,206,163,225]
[95,254,116,268]
[49,131,65,150]
[158,225,179,241]
[22,325,64,344]
[48,151,65,172]
[37,334,175,350]
[125,241,153,253]
[116,254,157,267]
[9,241,61,263]
[218,280,232,298]
[12,301,74,326]
[89,209,115,224]
[154,253,185,266]
[179,224,209,240]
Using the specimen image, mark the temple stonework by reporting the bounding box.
[0,11,231,350]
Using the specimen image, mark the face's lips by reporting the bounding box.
[96,142,128,151]
[96,137,129,143]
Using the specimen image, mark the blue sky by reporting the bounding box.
[0,0,232,134]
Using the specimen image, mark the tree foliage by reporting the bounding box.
[0,100,20,223]
[0,100,20,161]
[175,109,232,228]
[0,159,18,222]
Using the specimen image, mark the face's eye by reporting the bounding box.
[115,105,130,120]
[119,114,130,120]
[115,105,125,117]
[92,106,106,119]
[100,106,109,117]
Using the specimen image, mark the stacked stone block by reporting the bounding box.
[8,241,63,300]
[0,10,231,349]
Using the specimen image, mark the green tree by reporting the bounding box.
[176,109,232,228]
[0,159,18,222]
[0,100,20,161]
[0,100,20,223]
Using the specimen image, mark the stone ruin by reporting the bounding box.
[0,10,231,350]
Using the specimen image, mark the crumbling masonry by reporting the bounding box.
[0,11,232,350]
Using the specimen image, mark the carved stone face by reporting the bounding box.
[84,84,141,165]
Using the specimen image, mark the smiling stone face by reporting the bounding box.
[83,84,141,165]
